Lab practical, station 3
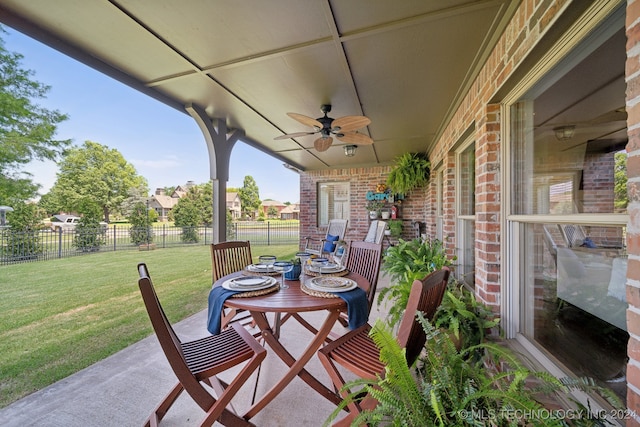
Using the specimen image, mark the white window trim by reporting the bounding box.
[455,135,476,285]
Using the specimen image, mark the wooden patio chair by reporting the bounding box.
[318,267,450,425]
[363,220,386,244]
[210,241,254,330]
[137,263,266,427]
[304,219,348,256]
[344,240,383,313]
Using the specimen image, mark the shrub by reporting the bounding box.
[3,202,45,260]
[127,201,154,245]
[74,210,106,252]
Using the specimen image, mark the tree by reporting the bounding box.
[267,206,278,218]
[238,176,260,219]
[0,30,70,203]
[73,205,106,252]
[614,151,628,211]
[171,182,213,242]
[119,184,150,220]
[3,202,45,259]
[127,201,154,245]
[49,141,147,222]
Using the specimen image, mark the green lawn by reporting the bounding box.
[0,243,298,408]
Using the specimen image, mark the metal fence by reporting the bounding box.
[0,221,300,265]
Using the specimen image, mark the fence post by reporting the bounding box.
[162,224,166,248]
[267,221,270,246]
[57,228,62,258]
[112,224,116,252]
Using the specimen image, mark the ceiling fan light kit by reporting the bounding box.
[275,104,373,152]
[344,145,358,157]
[554,125,575,141]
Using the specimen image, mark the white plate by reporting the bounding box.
[308,263,346,273]
[231,276,269,287]
[247,263,275,273]
[307,277,357,293]
[222,276,276,291]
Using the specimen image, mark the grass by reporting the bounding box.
[0,243,298,408]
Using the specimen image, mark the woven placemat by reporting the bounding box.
[231,283,280,298]
[304,266,350,277]
[300,282,339,298]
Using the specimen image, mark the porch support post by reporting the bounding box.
[186,103,244,243]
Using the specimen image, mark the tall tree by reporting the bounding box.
[0,30,70,203]
[238,176,260,219]
[49,141,147,222]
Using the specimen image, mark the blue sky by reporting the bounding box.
[3,27,300,204]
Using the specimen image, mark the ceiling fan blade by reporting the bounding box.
[314,136,333,152]
[274,131,317,140]
[331,115,371,132]
[336,132,373,145]
[287,112,323,129]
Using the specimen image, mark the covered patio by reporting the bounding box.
[1,1,638,424]
[0,277,392,427]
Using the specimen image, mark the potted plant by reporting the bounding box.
[326,316,624,427]
[387,219,403,238]
[433,281,500,351]
[365,200,384,219]
[386,152,431,195]
[378,237,455,327]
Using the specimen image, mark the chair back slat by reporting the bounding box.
[396,267,450,365]
[345,240,383,310]
[210,241,253,282]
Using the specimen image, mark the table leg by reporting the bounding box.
[244,309,343,419]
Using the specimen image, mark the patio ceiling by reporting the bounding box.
[0,0,518,171]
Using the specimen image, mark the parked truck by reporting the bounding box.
[49,215,107,233]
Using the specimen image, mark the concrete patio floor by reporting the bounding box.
[0,275,391,427]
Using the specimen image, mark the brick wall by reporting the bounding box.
[299,166,427,247]
[626,0,640,421]
[582,152,616,213]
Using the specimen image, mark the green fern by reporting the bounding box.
[386,152,431,195]
[378,237,455,327]
[325,314,625,427]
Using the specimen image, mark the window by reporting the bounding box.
[507,24,628,401]
[456,140,476,287]
[317,182,350,226]
[435,168,444,241]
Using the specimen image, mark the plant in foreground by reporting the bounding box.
[326,315,623,427]
[378,237,455,327]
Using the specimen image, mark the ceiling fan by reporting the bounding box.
[274,104,373,152]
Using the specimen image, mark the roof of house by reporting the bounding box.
[150,195,180,209]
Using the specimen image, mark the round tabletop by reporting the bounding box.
[219,270,368,313]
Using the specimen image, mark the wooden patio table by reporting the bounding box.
[215,270,369,420]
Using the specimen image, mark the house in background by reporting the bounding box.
[147,182,196,221]
[226,192,241,219]
[279,202,299,220]
[261,200,286,218]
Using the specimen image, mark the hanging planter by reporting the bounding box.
[386,152,431,195]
